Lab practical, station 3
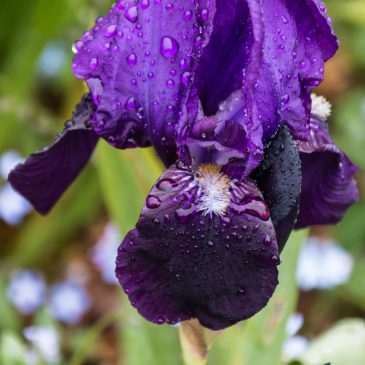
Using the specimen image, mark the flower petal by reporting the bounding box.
[253,126,301,251]
[195,0,263,116]
[186,91,264,178]
[72,1,216,166]
[295,116,359,228]
[8,94,98,215]
[254,0,338,142]
[116,165,279,330]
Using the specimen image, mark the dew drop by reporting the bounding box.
[179,58,188,70]
[116,30,124,39]
[126,53,137,66]
[183,10,193,21]
[166,79,175,88]
[141,0,150,9]
[160,36,179,59]
[181,72,191,86]
[201,8,209,21]
[146,195,162,209]
[125,6,138,23]
[89,57,98,70]
[125,96,138,111]
[104,24,117,37]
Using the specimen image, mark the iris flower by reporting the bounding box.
[9,0,358,330]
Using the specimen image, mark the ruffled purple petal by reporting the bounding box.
[72,0,216,166]
[253,126,301,251]
[254,0,338,142]
[116,164,279,330]
[295,116,359,228]
[8,94,98,215]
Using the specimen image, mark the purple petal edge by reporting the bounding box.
[8,94,98,215]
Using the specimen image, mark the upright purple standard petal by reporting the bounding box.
[254,0,338,142]
[8,94,98,214]
[295,115,359,228]
[182,0,264,175]
[116,164,279,330]
[72,0,216,166]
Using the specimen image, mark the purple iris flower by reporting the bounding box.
[8,0,358,330]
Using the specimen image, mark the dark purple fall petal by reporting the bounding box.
[295,116,359,228]
[8,94,98,215]
[254,0,338,142]
[72,0,216,166]
[116,165,279,330]
[253,126,301,251]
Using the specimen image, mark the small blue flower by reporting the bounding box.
[38,42,67,78]
[0,184,32,225]
[296,237,353,291]
[91,223,120,284]
[49,282,90,324]
[0,150,24,179]
[24,326,60,364]
[6,271,46,315]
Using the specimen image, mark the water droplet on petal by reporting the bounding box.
[116,30,124,39]
[141,0,150,9]
[126,53,137,66]
[89,57,98,70]
[160,36,179,59]
[201,8,209,21]
[125,6,138,23]
[146,195,162,209]
[125,97,138,111]
[181,72,191,86]
[183,10,193,21]
[104,24,117,37]
[166,79,175,88]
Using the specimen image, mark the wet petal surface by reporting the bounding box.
[72,0,215,166]
[254,126,301,251]
[8,94,98,215]
[295,116,359,228]
[116,164,279,330]
[254,0,338,142]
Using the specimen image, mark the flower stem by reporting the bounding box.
[179,320,210,365]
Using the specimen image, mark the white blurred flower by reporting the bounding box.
[286,312,304,337]
[49,282,90,324]
[0,150,23,179]
[6,271,46,315]
[0,183,32,225]
[91,223,120,284]
[283,335,309,362]
[24,326,60,364]
[296,237,353,291]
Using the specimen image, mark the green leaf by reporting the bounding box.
[0,271,20,332]
[299,319,365,365]
[0,331,26,365]
[208,230,307,365]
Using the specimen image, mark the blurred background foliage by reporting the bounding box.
[0,0,364,364]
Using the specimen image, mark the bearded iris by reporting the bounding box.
[9,0,358,330]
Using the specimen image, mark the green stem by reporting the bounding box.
[69,309,120,365]
[179,320,210,365]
